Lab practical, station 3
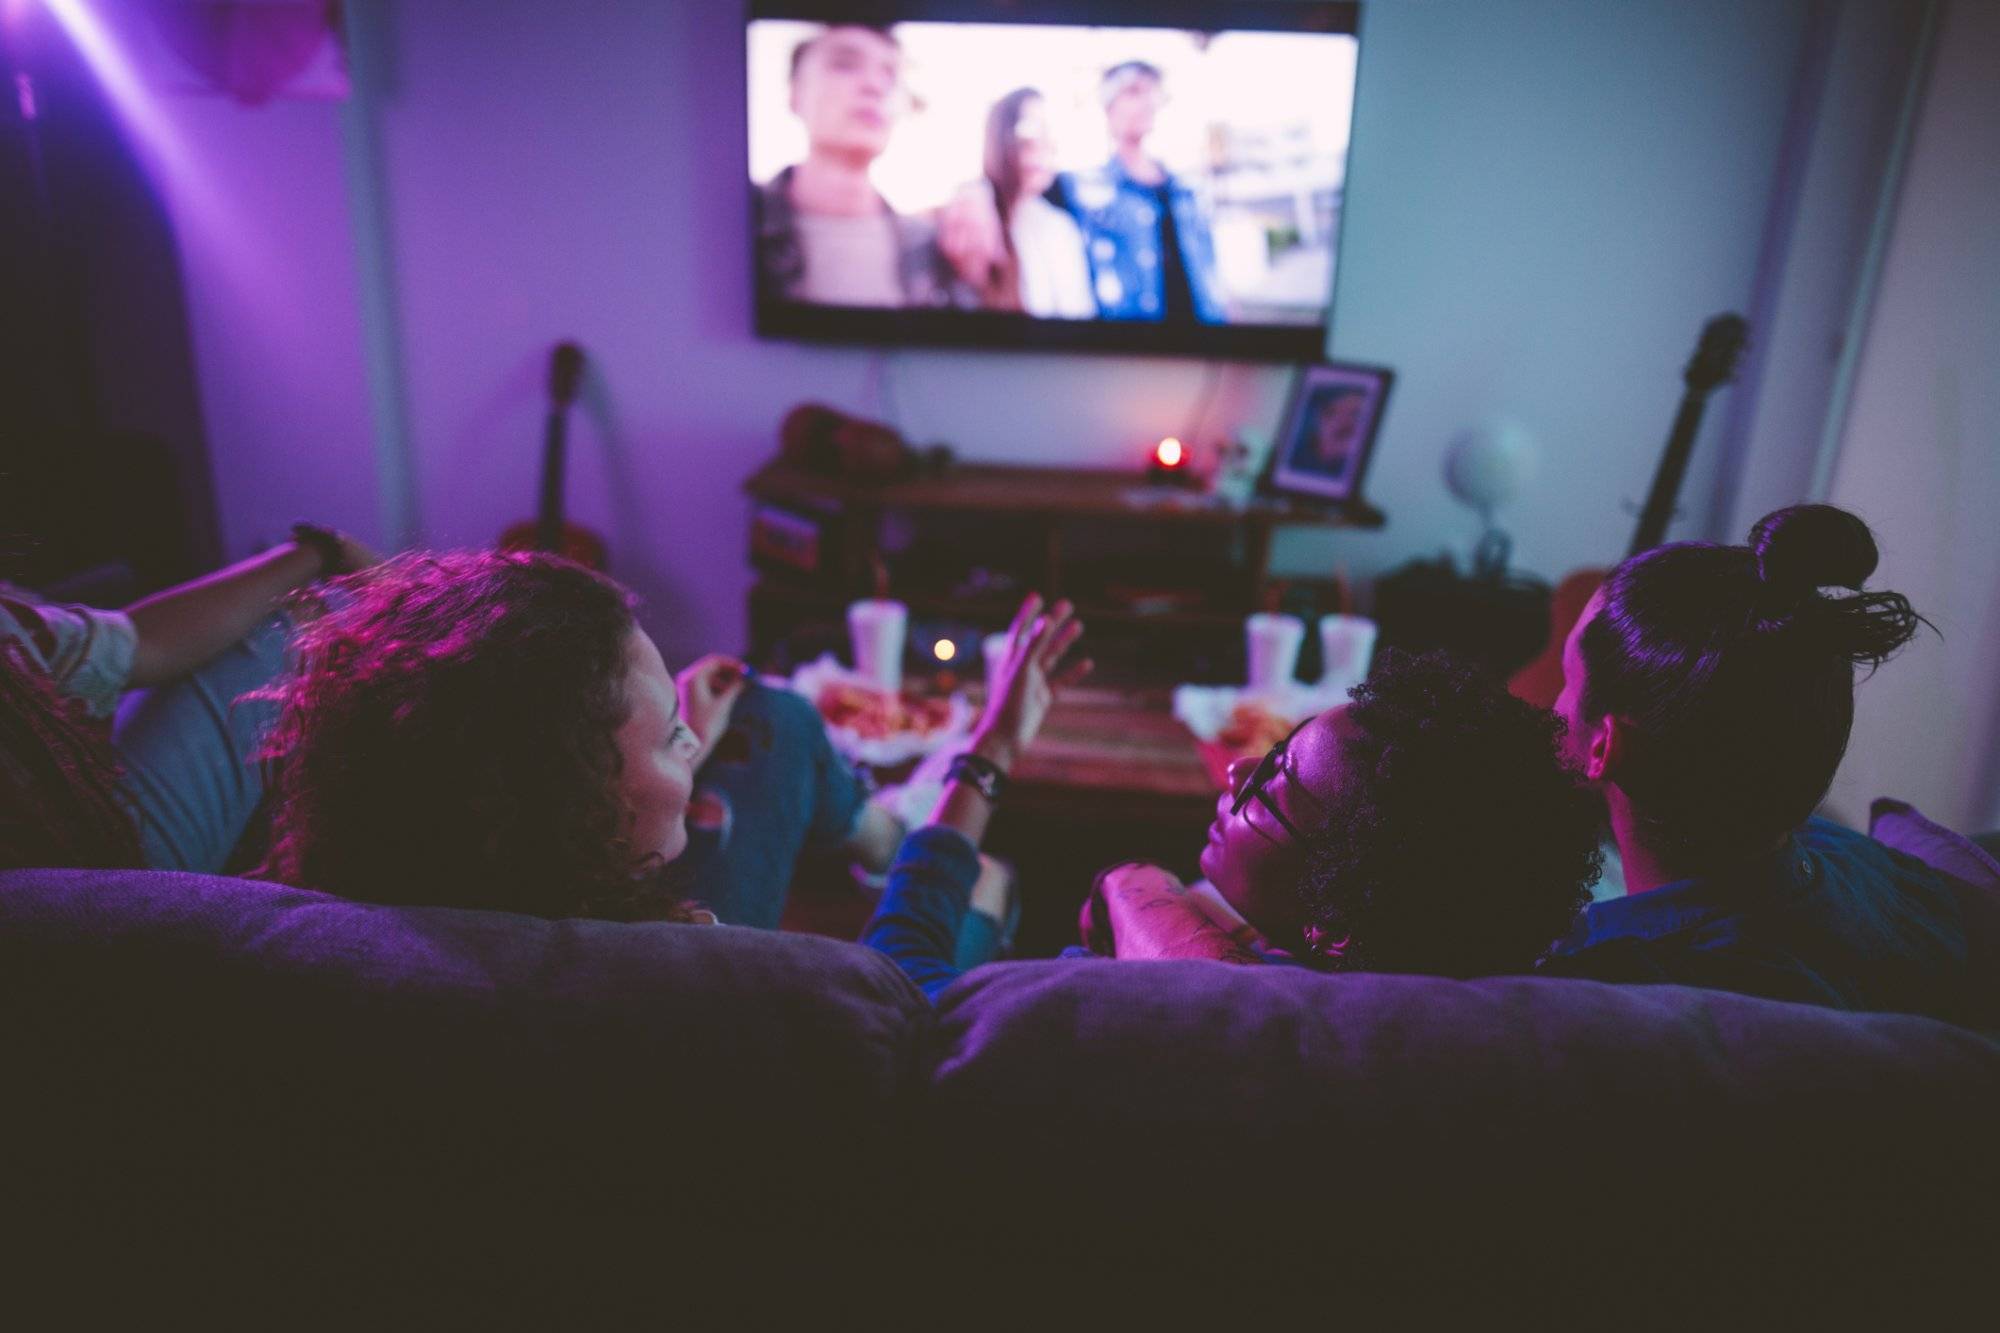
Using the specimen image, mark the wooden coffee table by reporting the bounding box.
[1004,686,1219,821]
[781,684,1223,957]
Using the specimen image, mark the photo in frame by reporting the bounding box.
[1264,360,1395,503]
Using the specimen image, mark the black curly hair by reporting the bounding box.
[255,551,698,923]
[1297,650,1603,977]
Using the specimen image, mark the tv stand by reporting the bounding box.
[743,459,1383,684]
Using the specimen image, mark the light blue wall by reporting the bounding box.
[140,0,1827,662]
[1291,0,1808,584]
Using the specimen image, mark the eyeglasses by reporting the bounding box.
[1229,718,1321,844]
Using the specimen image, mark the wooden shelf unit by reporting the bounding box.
[743,459,1382,681]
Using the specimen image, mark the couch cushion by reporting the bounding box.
[0,867,929,1309]
[924,960,2000,1316]
[1870,796,2000,893]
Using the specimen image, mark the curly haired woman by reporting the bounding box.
[870,649,1602,993]
[256,551,1087,953]
[1056,650,1605,980]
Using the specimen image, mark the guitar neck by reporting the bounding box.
[535,408,568,551]
[1628,388,1714,558]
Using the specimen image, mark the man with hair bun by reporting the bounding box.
[1541,503,1993,1026]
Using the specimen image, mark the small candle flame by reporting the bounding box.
[1156,437,1185,468]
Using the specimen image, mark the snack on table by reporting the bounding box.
[1215,699,1293,760]
[815,681,955,741]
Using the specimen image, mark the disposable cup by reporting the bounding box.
[847,599,908,693]
[1244,613,1306,693]
[1317,614,1379,688]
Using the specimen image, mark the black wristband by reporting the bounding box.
[945,751,1009,805]
[290,522,347,578]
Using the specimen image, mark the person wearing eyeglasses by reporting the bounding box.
[1086,650,1605,977]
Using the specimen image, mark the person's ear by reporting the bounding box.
[1583,713,1626,783]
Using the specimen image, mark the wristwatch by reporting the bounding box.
[290,521,349,577]
[945,751,1009,805]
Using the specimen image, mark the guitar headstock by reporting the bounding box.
[549,341,586,408]
[1683,314,1748,392]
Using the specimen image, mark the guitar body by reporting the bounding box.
[497,516,607,570]
[499,341,608,571]
[1508,568,1606,709]
[1508,315,1748,709]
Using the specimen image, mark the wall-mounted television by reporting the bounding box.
[748,1,1362,360]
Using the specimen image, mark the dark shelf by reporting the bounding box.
[745,460,1386,529]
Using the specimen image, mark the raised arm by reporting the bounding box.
[125,528,377,685]
[862,594,1090,998]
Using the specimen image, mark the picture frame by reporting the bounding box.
[1264,359,1395,504]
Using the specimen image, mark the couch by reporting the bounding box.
[3,850,1995,1322]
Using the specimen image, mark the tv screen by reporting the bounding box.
[748,1,1361,359]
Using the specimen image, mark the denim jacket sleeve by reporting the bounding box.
[860,824,982,1001]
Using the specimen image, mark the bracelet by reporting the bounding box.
[944,751,1009,805]
[290,522,347,578]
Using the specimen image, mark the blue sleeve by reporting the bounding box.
[861,825,982,1002]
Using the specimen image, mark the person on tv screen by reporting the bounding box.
[753,24,973,309]
[977,87,1095,319]
[1053,60,1225,324]
[1289,386,1368,483]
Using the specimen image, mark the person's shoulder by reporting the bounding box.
[1062,166,1119,213]
[1804,816,1949,894]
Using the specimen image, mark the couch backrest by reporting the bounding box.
[0,867,930,1311]
[6,867,1996,1317]
[924,959,2000,1315]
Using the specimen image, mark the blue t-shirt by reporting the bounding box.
[1540,818,1988,1027]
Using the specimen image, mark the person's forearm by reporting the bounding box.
[861,825,983,1001]
[124,541,324,684]
[922,729,1017,848]
[844,801,905,874]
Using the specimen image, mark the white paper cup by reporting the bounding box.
[981,632,1013,688]
[847,599,908,692]
[1317,614,1379,688]
[1244,613,1306,693]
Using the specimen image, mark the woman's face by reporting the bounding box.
[1199,706,1356,943]
[1013,98,1057,198]
[612,629,700,868]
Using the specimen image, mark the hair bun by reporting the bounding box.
[1750,504,1879,594]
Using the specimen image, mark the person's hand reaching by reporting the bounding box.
[969,594,1091,772]
[937,183,1007,298]
[676,654,750,767]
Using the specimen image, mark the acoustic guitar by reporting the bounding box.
[1509,314,1749,708]
[499,341,607,570]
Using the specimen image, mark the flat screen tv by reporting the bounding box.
[748,1,1362,360]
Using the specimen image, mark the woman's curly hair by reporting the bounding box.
[0,643,145,871]
[256,550,697,922]
[1298,650,1602,977]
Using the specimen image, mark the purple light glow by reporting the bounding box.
[42,0,276,295]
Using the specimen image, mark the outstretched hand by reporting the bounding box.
[676,654,749,765]
[970,594,1091,771]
